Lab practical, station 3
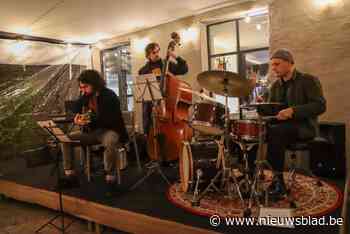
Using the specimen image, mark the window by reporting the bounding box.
[101,44,133,111]
[207,14,270,113]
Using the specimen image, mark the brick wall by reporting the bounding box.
[270,0,350,166]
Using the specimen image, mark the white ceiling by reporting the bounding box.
[0,0,243,43]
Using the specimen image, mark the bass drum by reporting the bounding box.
[179,140,220,193]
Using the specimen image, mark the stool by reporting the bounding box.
[286,141,311,172]
[81,144,128,184]
[286,141,322,208]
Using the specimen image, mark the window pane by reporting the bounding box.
[214,95,239,114]
[127,96,134,111]
[126,74,133,95]
[106,73,119,95]
[210,55,238,73]
[239,14,269,51]
[242,49,269,102]
[102,44,132,111]
[209,21,237,55]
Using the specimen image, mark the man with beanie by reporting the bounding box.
[265,49,326,199]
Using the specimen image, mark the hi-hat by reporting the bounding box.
[197,70,252,97]
[245,102,286,116]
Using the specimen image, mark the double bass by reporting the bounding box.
[147,32,193,161]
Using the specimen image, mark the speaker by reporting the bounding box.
[310,121,346,178]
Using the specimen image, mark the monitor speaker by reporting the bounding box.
[310,122,346,178]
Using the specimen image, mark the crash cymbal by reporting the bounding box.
[197,70,252,97]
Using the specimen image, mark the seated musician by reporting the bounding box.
[138,41,188,135]
[61,69,129,185]
[263,49,326,199]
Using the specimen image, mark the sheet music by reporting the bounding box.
[37,120,77,143]
[133,74,162,102]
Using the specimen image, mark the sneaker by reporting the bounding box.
[268,174,287,200]
[105,174,116,184]
[64,169,75,177]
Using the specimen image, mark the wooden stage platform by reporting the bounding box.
[0,158,344,234]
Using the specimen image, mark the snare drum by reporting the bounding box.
[231,120,260,142]
[190,102,225,135]
[179,141,219,192]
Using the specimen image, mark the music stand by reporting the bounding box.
[130,74,170,190]
[35,120,78,234]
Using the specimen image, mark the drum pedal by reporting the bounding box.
[290,201,297,209]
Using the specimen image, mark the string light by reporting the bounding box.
[8,40,28,55]
[180,27,198,43]
[313,0,339,8]
[244,16,251,23]
[256,24,262,30]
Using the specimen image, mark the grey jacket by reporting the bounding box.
[268,69,326,139]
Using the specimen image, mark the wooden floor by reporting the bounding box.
[0,179,217,234]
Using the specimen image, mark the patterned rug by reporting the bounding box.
[167,171,343,217]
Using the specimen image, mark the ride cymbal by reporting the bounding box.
[197,70,252,97]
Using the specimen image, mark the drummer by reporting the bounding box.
[138,42,188,135]
[261,49,326,199]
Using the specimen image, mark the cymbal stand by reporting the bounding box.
[245,115,273,216]
[195,86,246,208]
[233,140,258,196]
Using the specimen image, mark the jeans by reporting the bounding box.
[61,129,121,174]
[266,120,299,173]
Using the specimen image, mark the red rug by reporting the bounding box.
[167,171,343,218]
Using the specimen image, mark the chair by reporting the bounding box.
[81,143,127,184]
[81,111,141,184]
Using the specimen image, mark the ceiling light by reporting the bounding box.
[134,37,150,53]
[180,27,198,43]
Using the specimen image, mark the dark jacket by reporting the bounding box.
[138,57,188,98]
[138,57,188,76]
[73,88,129,143]
[268,69,326,139]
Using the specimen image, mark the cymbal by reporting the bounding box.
[197,70,252,97]
[179,87,218,103]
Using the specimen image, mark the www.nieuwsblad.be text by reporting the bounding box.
[209,215,343,227]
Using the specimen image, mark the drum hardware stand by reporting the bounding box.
[222,89,247,206]
[243,115,274,216]
[130,76,170,191]
[191,169,203,206]
[194,87,247,207]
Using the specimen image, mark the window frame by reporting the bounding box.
[100,43,133,111]
[207,15,269,78]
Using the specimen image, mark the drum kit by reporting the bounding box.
[178,70,285,216]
